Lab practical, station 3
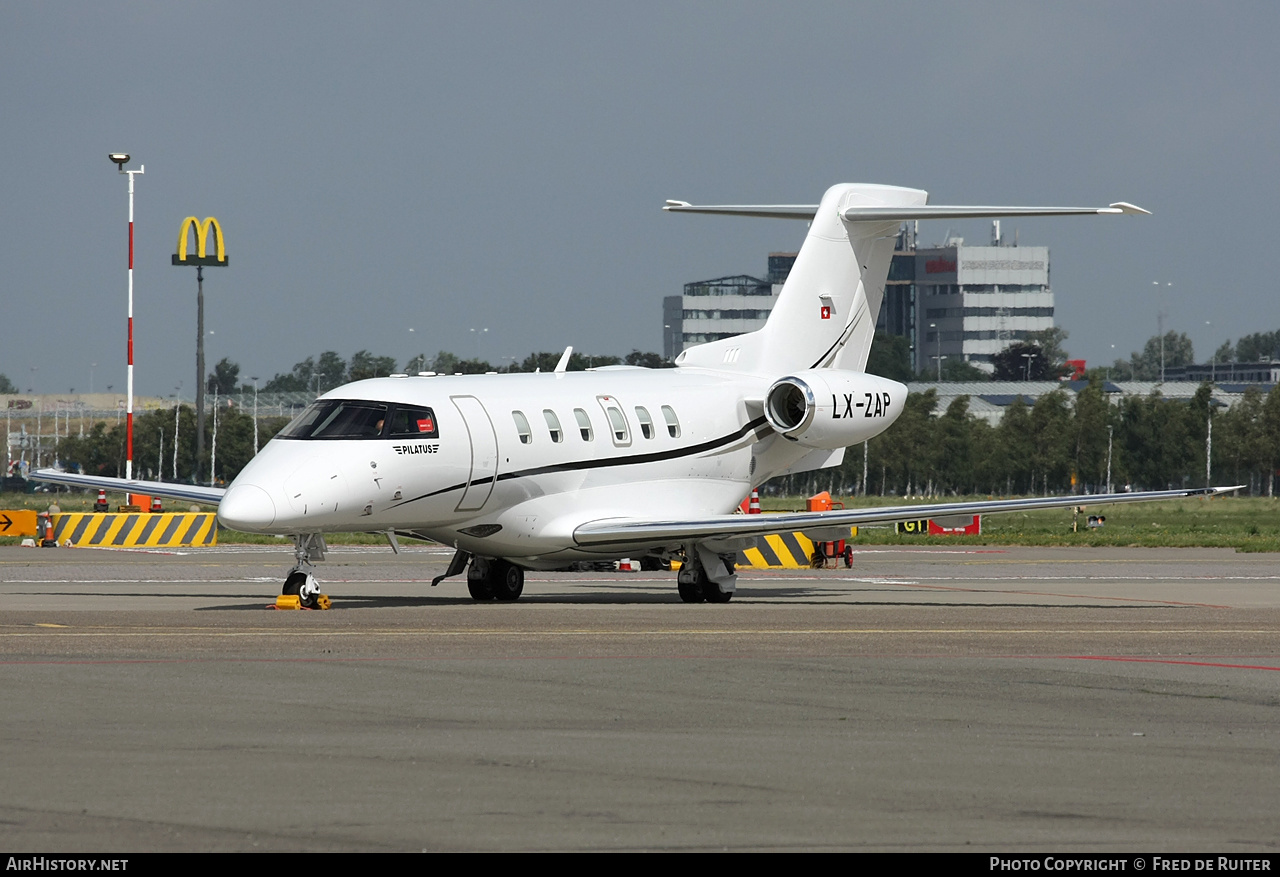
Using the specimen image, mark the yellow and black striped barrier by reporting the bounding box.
[737,527,857,569]
[52,512,218,548]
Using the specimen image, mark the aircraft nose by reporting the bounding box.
[218,483,277,532]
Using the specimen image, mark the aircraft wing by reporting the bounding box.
[572,486,1238,548]
[31,469,226,506]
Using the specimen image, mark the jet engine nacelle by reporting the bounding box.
[764,370,907,449]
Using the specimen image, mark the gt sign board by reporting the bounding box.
[896,515,981,536]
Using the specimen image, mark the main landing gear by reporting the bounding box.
[282,534,329,609]
[677,548,736,604]
[466,556,525,601]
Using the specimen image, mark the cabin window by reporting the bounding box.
[604,405,629,443]
[662,405,681,438]
[574,408,594,441]
[635,406,654,439]
[543,409,563,443]
[387,405,438,439]
[512,410,533,445]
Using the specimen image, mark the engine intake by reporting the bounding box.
[764,370,907,449]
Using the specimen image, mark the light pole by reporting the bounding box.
[469,327,489,361]
[1206,321,1215,383]
[109,153,143,492]
[1153,281,1171,382]
[1022,352,1037,381]
[930,323,940,380]
[250,376,259,454]
[1106,424,1114,494]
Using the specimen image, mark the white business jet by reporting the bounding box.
[38,183,1232,605]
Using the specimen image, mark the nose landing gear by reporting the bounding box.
[280,534,331,609]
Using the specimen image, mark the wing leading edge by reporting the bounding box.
[31,469,226,506]
[572,487,1239,548]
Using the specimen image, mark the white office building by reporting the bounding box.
[666,231,1054,374]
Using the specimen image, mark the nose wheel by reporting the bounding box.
[282,569,326,609]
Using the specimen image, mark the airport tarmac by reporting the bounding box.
[1,543,1278,852]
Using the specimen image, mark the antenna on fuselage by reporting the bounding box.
[554,346,573,374]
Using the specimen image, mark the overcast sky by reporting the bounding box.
[3,1,1277,397]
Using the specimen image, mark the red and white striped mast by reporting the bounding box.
[109,153,143,489]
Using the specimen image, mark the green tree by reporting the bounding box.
[994,396,1035,494]
[1236,331,1280,362]
[865,332,914,382]
[1028,390,1073,493]
[206,357,240,395]
[939,358,990,382]
[1023,327,1070,367]
[348,350,398,381]
[624,350,671,369]
[0,373,16,394]
[431,351,461,374]
[992,342,1056,381]
[1126,332,1195,380]
[263,356,313,393]
[1070,376,1113,491]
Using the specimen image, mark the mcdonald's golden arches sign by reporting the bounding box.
[171,216,228,266]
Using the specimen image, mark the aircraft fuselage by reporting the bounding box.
[217,366,906,565]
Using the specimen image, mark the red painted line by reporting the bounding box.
[127,317,133,364]
[883,580,1230,609]
[1064,655,1280,671]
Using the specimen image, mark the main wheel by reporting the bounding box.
[677,573,705,603]
[467,560,495,601]
[704,582,733,603]
[493,561,524,601]
[467,577,495,600]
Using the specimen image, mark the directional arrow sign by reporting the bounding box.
[0,510,39,537]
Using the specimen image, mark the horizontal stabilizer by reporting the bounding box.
[841,202,1151,220]
[663,201,818,219]
[662,200,1150,221]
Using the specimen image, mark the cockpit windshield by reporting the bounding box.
[277,400,438,440]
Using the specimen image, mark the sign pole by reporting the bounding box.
[172,216,228,484]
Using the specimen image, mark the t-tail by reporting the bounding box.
[665,183,1150,376]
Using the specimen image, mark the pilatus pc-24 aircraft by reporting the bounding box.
[37,183,1234,605]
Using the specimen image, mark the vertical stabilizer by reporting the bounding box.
[675,183,927,375]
